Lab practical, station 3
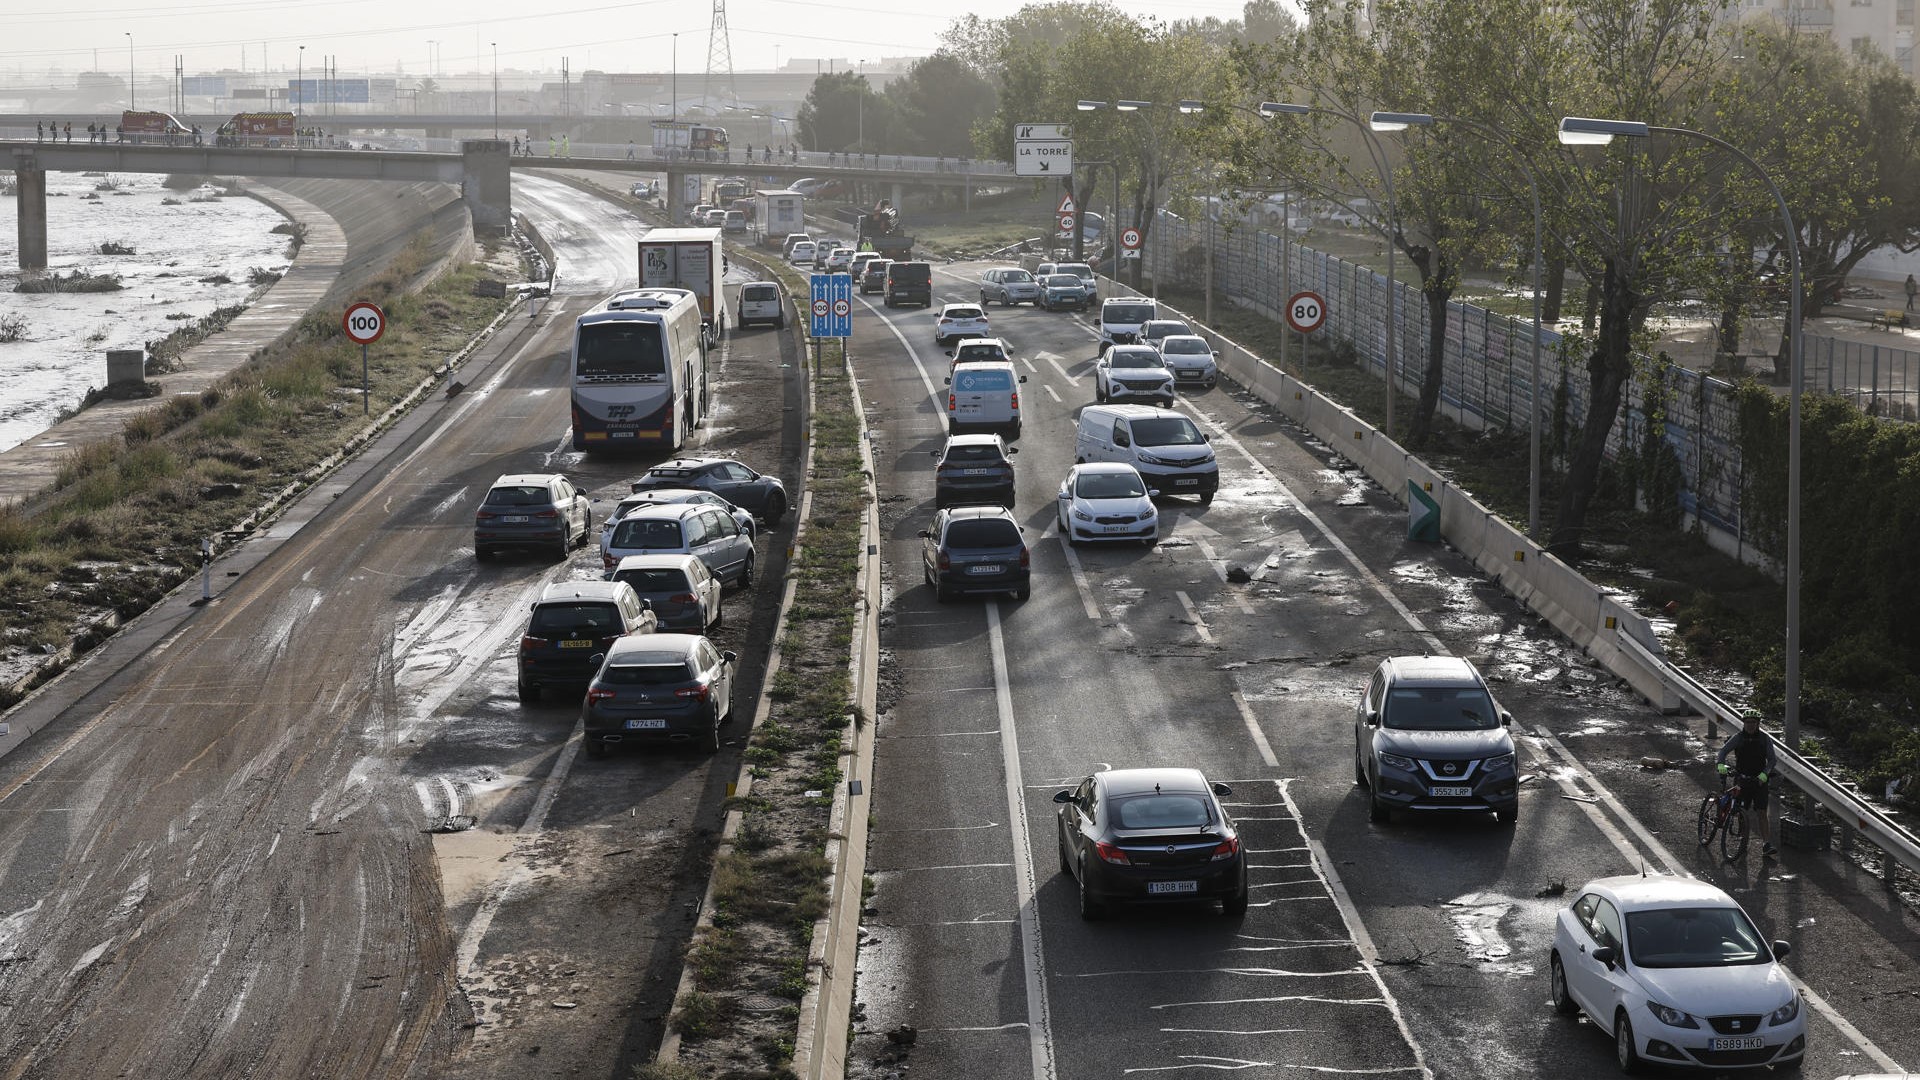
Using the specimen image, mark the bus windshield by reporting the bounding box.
[576,322,666,378]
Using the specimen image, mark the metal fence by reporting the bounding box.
[1803,331,1920,421]
[1144,212,1765,549]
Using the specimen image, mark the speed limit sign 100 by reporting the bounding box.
[1285,291,1327,334]
[343,302,387,345]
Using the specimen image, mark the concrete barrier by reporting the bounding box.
[1099,274,1683,713]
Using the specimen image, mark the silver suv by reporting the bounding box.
[1354,656,1519,825]
[980,267,1041,307]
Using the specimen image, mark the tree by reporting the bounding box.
[795,72,894,152]
[883,52,998,157]
[1241,0,1295,45]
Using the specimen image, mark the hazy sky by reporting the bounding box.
[2,0,1264,81]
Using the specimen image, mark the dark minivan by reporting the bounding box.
[884,261,933,308]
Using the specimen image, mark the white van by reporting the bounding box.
[1098,296,1159,354]
[1074,404,1218,504]
[738,281,784,329]
[945,361,1027,437]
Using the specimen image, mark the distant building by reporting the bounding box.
[1738,0,1916,78]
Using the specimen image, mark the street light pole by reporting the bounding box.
[1374,110,1545,539]
[1558,115,1804,748]
[126,33,134,110]
[1262,101,1400,438]
[297,45,305,118]
[491,42,499,138]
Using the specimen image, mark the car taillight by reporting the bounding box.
[586,688,616,704]
[1010,390,1019,409]
[520,635,547,651]
[475,510,494,522]
[1210,836,1240,862]
[937,552,950,570]
[602,552,616,570]
[532,509,557,520]
[947,393,956,412]
[676,684,711,701]
[1094,841,1131,866]
[1019,547,1030,568]
[669,592,698,604]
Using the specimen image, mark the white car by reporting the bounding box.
[737,281,784,329]
[1157,334,1219,387]
[824,247,855,272]
[1056,462,1158,546]
[1550,875,1806,1074]
[1094,344,1175,407]
[935,303,991,346]
[789,241,817,265]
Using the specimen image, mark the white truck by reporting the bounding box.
[637,227,728,345]
[758,190,805,249]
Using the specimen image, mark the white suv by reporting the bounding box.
[1094,344,1175,407]
[935,304,991,345]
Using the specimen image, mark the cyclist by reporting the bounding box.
[1717,707,1779,857]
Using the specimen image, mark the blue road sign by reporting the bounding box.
[810,273,853,338]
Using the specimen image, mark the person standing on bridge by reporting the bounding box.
[63,122,71,143]
[512,136,519,155]
[1906,274,1916,312]
[35,122,43,143]
[547,134,555,158]
[562,134,570,157]
[627,139,636,161]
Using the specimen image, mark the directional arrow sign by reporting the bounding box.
[1014,140,1073,176]
[1016,123,1071,140]
[1408,480,1440,542]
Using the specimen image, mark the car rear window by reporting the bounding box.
[1113,794,1211,830]
[1044,275,1080,287]
[529,602,622,635]
[611,519,687,549]
[1105,304,1155,324]
[891,262,931,282]
[742,285,778,300]
[954,344,1004,362]
[1059,264,1093,278]
[614,567,693,592]
[1131,417,1205,446]
[485,485,551,507]
[950,368,1012,392]
[943,444,1004,463]
[944,307,984,319]
[600,661,696,685]
[945,518,1022,547]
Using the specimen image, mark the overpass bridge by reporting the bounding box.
[4,138,1021,270]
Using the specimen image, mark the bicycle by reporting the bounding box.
[1696,773,1750,861]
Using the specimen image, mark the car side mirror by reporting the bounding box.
[1500,709,1513,727]
[1212,349,1221,357]
[1210,782,1232,797]
[1203,433,1212,442]
[723,650,738,664]
[943,377,952,385]
[1147,489,1161,498]
[945,350,955,358]
[917,529,931,538]
[1364,709,1380,727]
[1007,446,1019,454]
[1052,790,1073,804]
[640,599,653,610]
[1771,940,1791,960]
[1019,375,1028,383]
[1591,946,1617,969]
[929,450,941,458]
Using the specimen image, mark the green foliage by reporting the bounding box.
[796,71,894,153]
[882,53,998,157]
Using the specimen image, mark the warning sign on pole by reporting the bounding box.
[1058,194,1076,214]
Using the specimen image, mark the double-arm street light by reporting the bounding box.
[1076,99,1204,291]
[1260,101,1402,438]
[492,43,499,138]
[125,33,134,110]
[1558,116,1805,749]
[1371,110,1546,540]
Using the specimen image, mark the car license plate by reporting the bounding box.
[1710,1037,1764,1051]
[625,719,668,730]
[1431,785,1474,797]
[1174,478,1199,486]
[1148,881,1198,895]
[961,468,992,476]
[967,564,1002,575]
[560,639,595,649]
[503,515,530,523]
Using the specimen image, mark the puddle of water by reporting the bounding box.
[432,828,519,908]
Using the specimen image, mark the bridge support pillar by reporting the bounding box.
[462,140,512,235]
[892,182,904,213]
[13,155,47,271]
[666,168,686,219]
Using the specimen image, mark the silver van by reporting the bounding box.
[1074,404,1218,504]
[1098,297,1158,354]
[944,361,1027,438]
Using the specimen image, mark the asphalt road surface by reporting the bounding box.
[848,262,1920,1078]
[0,173,802,1078]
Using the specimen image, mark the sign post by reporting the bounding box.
[810,272,853,371]
[342,301,387,415]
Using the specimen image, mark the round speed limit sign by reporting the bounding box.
[342,302,386,345]
[1285,291,1327,334]
[813,299,830,318]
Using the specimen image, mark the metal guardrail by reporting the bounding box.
[1618,631,1920,882]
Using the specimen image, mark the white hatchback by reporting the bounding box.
[935,304,992,346]
[1056,462,1158,546]
[789,241,817,265]
[1550,875,1806,1073]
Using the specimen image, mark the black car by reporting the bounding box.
[516,581,657,704]
[1054,767,1248,920]
[884,261,933,308]
[582,633,737,755]
[919,505,1029,602]
[931,433,1017,509]
[630,457,789,525]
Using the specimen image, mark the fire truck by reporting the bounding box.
[119,110,187,144]
[217,112,296,148]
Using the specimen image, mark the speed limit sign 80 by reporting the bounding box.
[343,302,387,345]
[1285,291,1326,334]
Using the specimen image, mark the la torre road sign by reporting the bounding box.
[1014,122,1073,177]
[810,273,853,338]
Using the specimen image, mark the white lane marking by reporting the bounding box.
[1043,384,1062,403]
[1175,590,1214,644]
[1021,356,1039,373]
[1047,356,1080,384]
[987,601,1059,1080]
[885,729,1003,739]
[1057,536,1103,621]
[1273,778,1435,1079]
[941,1023,1032,1032]
[1152,996,1385,1011]
[855,292,940,405]
[1231,690,1281,768]
[885,822,1003,833]
[1178,407,1442,652]
[1525,727,1904,1071]
[1161,1028,1319,1036]
[880,863,1015,873]
[1063,966,1370,979]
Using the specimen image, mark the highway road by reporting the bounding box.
[846,263,1920,1078]
[0,173,802,1077]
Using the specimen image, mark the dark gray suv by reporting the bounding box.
[920,505,1030,602]
[931,433,1018,509]
[1354,655,1518,824]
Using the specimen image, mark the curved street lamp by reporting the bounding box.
[1557,115,1805,750]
